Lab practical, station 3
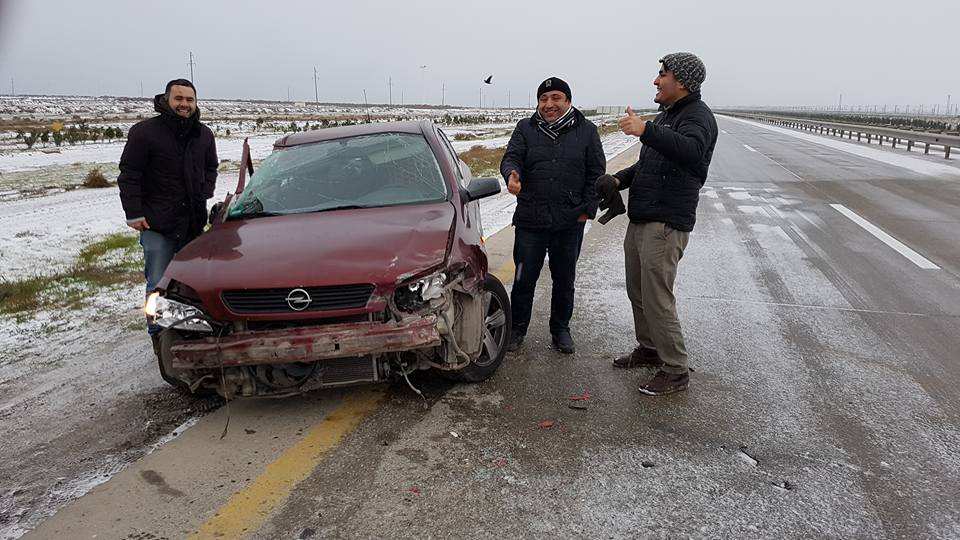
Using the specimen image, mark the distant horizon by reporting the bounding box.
[0,92,956,118]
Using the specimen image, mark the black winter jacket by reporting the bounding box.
[500,108,604,231]
[118,94,218,240]
[613,92,717,232]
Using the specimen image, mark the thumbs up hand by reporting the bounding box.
[618,106,647,137]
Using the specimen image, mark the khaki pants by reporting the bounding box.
[624,222,689,374]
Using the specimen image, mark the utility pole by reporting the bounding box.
[140,80,143,98]
[188,51,195,82]
[313,67,319,104]
[508,90,511,109]
[441,83,445,106]
[388,76,393,106]
[419,65,427,105]
[10,77,14,96]
[838,93,842,112]
[363,89,370,123]
[479,87,482,109]
[947,94,951,115]
[287,86,291,102]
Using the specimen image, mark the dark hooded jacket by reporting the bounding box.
[118,94,218,240]
[499,108,604,231]
[612,92,717,232]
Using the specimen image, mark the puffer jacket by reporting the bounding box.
[118,94,218,241]
[500,108,605,230]
[613,92,717,232]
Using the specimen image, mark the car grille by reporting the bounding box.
[222,284,375,314]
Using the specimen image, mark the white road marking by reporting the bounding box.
[721,129,728,135]
[743,144,758,153]
[830,204,940,270]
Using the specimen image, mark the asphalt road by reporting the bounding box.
[19,117,960,539]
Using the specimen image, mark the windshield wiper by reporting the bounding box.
[307,204,372,213]
[231,210,286,220]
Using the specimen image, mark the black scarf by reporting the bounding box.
[533,106,577,140]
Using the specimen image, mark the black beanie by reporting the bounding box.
[537,77,571,101]
[659,53,706,93]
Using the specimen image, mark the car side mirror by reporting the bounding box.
[463,177,501,202]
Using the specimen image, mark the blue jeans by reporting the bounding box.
[510,223,585,336]
[140,230,189,334]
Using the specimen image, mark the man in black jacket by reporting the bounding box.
[118,79,218,333]
[500,77,605,354]
[596,53,718,394]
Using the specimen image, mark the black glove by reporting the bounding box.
[597,191,625,224]
[596,174,619,207]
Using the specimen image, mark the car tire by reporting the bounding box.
[157,330,216,396]
[442,274,511,383]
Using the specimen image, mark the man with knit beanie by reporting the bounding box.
[596,52,718,395]
[500,77,605,354]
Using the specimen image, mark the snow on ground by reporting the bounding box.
[724,115,960,177]
[0,135,280,174]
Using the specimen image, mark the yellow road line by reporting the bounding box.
[189,387,386,539]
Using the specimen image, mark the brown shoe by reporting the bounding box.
[612,346,662,369]
[638,370,689,396]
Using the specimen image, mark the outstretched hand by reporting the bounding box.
[618,106,647,137]
[507,170,522,195]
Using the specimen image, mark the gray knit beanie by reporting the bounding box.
[660,52,706,93]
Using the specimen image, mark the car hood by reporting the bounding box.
[165,202,455,293]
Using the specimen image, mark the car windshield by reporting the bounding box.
[228,132,447,219]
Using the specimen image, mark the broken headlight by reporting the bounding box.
[144,292,214,333]
[394,271,447,312]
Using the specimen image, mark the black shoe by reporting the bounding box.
[506,331,524,353]
[551,331,575,354]
[638,370,689,396]
[613,346,662,369]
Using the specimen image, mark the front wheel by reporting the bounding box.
[442,274,511,382]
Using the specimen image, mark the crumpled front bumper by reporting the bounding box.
[170,315,441,369]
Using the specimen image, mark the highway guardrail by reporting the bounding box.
[722,112,959,159]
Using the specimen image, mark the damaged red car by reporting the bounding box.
[144,121,510,398]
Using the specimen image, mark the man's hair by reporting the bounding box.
[164,78,196,97]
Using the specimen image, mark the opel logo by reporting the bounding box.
[285,288,312,311]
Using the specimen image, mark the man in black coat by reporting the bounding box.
[596,53,718,395]
[500,77,605,354]
[118,78,218,333]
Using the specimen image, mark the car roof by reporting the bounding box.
[273,120,434,149]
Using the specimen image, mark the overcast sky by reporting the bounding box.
[0,0,957,111]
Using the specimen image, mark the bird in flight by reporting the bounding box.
[483,75,493,84]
